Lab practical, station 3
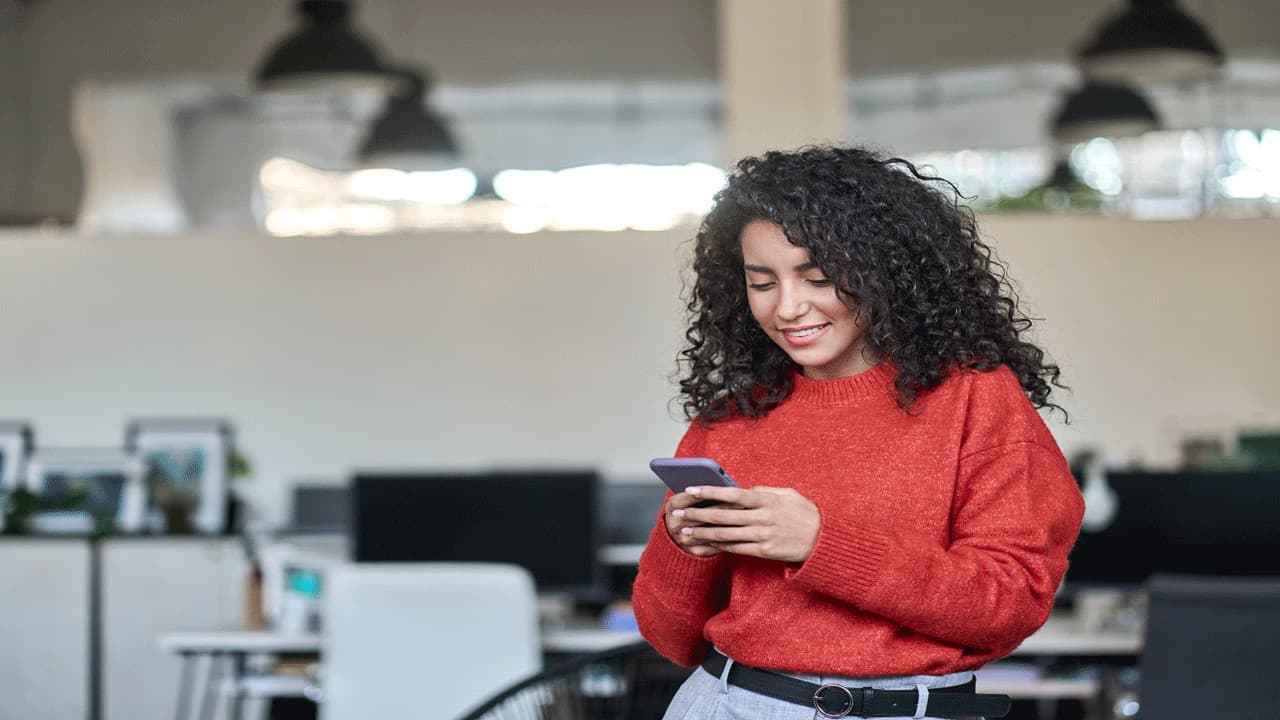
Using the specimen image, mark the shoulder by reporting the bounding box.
[962,363,1031,401]
[674,401,769,455]
[675,415,721,456]
[918,363,1026,408]
[930,363,1030,404]
[931,364,1060,455]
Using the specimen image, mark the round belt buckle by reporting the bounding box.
[813,683,855,718]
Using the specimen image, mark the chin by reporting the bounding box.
[788,351,836,370]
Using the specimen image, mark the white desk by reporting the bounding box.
[160,631,322,655]
[158,627,647,720]
[999,615,1141,706]
[161,631,322,720]
[160,626,635,657]
[161,617,1141,660]
[1013,614,1142,656]
[541,617,1142,657]
[162,613,1140,718]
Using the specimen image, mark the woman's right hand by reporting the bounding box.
[665,492,722,557]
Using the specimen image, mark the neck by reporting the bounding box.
[789,362,897,406]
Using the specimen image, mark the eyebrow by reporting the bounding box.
[743,261,818,274]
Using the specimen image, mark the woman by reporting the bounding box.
[633,146,1084,720]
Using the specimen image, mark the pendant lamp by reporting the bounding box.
[359,68,458,169]
[1050,81,1160,144]
[255,0,397,93]
[1077,0,1224,85]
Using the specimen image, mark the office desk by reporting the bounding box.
[160,626,634,661]
[159,627,645,720]
[160,632,320,720]
[990,614,1143,708]
[541,616,1143,657]
[162,614,1140,718]
[1013,614,1141,656]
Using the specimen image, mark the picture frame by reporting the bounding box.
[0,421,33,491]
[25,447,146,534]
[125,418,233,535]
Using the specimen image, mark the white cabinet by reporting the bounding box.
[0,539,91,720]
[101,538,245,720]
[0,538,246,720]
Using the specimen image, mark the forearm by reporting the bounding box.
[788,522,1064,651]
[632,520,727,666]
[787,443,1083,652]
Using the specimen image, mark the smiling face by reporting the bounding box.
[740,219,874,380]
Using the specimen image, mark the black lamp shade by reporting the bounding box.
[1078,0,1224,84]
[359,70,459,168]
[1050,82,1160,144]
[256,0,395,92]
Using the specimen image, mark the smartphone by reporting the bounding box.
[649,457,739,508]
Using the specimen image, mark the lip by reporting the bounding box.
[778,323,830,346]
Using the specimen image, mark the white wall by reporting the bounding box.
[0,227,693,522]
[980,215,1280,464]
[1,217,1278,523]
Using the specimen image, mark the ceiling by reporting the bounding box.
[2,0,1279,218]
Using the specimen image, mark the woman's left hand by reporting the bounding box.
[674,485,821,563]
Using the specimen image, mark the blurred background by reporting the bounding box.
[0,1,1278,720]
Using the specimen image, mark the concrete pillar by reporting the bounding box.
[718,0,846,164]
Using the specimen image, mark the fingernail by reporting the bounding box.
[681,527,693,535]
[686,486,702,495]
[673,509,685,517]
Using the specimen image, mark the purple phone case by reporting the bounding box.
[649,457,740,495]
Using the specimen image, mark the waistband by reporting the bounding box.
[702,649,1010,719]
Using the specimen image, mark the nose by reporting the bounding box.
[775,282,809,321]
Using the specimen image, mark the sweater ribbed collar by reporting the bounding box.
[788,362,897,406]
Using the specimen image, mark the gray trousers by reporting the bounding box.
[662,657,983,720]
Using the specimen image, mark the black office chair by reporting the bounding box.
[457,641,689,720]
[1138,574,1280,720]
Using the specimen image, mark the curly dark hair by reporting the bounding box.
[678,144,1066,422]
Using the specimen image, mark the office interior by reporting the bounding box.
[1,1,1279,719]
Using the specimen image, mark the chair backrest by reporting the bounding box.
[320,563,542,720]
[1139,574,1280,720]
[458,641,688,720]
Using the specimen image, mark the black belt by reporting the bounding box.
[701,650,1011,718]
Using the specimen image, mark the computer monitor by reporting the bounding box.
[352,470,602,597]
[1066,470,1280,588]
[600,481,667,545]
[289,484,350,534]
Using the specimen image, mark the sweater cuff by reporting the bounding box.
[638,523,726,606]
[786,515,892,604]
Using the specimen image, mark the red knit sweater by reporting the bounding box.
[633,363,1084,677]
